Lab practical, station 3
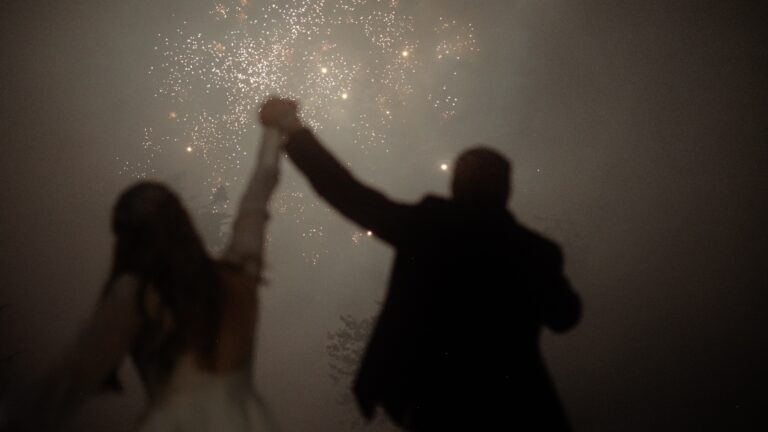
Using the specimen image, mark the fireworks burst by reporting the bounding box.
[119,0,478,262]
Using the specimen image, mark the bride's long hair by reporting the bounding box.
[107,181,221,368]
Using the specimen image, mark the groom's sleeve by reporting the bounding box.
[284,128,412,245]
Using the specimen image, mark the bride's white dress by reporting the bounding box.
[138,356,278,432]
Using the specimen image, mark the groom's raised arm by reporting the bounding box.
[284,128,411,245]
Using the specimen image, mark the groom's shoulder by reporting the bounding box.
[406,195,453,225]
[416,194,452,212]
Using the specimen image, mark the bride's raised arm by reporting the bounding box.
[221,126,282,278]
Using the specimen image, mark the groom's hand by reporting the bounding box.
[259,97,302,135]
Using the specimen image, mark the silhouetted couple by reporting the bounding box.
[3,97,579,432]
[261,98,581,431]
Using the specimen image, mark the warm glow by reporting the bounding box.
[440,163,448,171]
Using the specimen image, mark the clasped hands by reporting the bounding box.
[259,97,303,135]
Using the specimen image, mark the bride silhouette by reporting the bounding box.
[4,122,283,431]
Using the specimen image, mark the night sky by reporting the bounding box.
[1,1,766,431]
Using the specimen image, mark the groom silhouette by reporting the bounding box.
[260,98,581,431]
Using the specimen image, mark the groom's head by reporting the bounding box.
[451,147,511,209]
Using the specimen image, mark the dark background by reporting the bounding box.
[1,1,766,431]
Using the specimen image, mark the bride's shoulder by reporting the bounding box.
[104,274,161,320]
[216,260,260,290]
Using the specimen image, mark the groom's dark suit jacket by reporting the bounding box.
[285,129,581,430]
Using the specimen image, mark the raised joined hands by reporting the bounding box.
[258,97,302,135]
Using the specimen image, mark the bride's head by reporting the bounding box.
[111,182,206,275]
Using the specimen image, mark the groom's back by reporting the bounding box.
[357,195,578,429]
